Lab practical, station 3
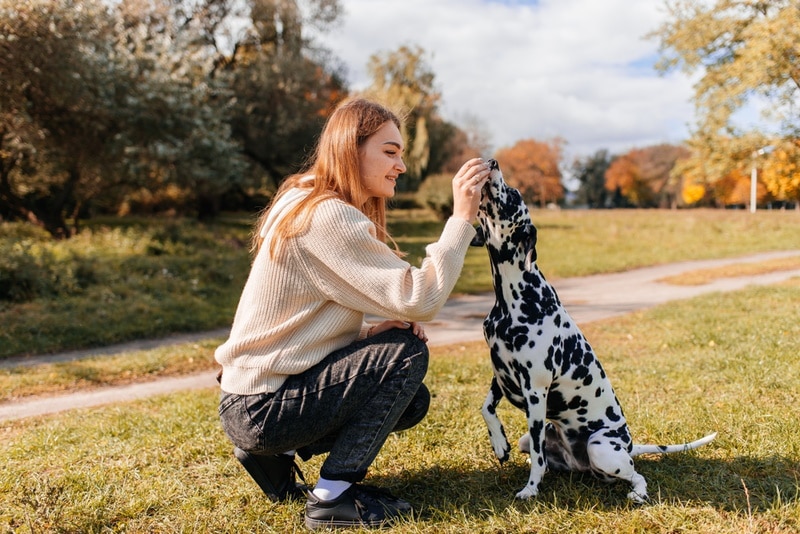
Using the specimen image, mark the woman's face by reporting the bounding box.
[359,121,406,199]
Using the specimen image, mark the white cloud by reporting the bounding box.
[311,0,697,161]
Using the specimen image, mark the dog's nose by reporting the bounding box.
[487,159,499,170]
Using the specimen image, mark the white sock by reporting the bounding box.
[312,478,352,501]
[281,450,296,457]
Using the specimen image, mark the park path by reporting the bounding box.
[2,250,799,422]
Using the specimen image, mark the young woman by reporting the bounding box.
[216,97,490,529]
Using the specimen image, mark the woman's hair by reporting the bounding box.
[251,98,403,257]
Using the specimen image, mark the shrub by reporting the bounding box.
[416,173,454,221]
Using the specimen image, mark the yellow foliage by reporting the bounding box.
[682,183,706,205]
[760,143,800,201]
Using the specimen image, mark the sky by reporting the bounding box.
[310,0,699,163]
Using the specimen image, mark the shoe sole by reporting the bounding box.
[304,516,389,530]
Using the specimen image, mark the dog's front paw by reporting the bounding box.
[627,490,649,504]
[490,437,511,464]
[515,485,539,500]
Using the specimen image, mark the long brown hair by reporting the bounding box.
[252,98,403,257]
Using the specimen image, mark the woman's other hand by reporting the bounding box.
[369,320,428,343]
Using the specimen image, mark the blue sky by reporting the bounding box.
[311,0,698,163]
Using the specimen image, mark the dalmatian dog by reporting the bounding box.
[472,159,716,502]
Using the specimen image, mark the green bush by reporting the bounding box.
[416,173,454,221]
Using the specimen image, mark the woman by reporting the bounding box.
[216,97,490,529]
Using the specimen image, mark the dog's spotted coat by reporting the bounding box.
[474,159,716,502]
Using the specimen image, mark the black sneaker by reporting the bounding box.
[304,484,412,530]
[233,447,308,502]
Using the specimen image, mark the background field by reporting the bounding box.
[2,208,800,358]
[1,209,799,533]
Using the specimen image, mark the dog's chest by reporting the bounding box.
[483,272,619,417]
[483,269,564,350]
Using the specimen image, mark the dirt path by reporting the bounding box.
[3,250,799,422]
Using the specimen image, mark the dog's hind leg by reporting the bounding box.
[586,436,648,503]
[482,377,511,463]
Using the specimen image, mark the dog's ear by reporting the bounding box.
[524,224,537,270]
[470,226,485,247]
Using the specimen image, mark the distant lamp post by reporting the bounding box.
[750,146,773,213]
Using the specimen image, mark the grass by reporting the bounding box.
[659,255,800,285]
[2,209,800,359]
[1,279,799,532]
[0,216,252,359]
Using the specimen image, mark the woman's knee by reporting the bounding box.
[392,327,429,376]
[393,383,430,432]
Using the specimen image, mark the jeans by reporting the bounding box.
[218,327,430,483]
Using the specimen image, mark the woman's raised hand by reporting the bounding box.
[452,158,491,223]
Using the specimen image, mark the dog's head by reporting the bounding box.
[471,159,537,270]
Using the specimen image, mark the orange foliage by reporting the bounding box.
[494,139,564,207]
[605,156,640,195]
[713,169,766,206]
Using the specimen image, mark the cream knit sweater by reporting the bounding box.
[215,191,476,395]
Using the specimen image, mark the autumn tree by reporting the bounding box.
[436,113,493,174]
[605,144,690,208]
[760,139,800,205]
[653,0,800,205]
[494,139,564,207]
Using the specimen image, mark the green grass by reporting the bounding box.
[2,280,799,532]
[2,209,800,359]
[0,216,253,359]
[397,208,800,293]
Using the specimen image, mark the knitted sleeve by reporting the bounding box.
[292,199,476,322]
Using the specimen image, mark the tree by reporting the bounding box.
[113,0,248,220]
[0,0,346,235]
[0,0,134,237]
[0,0,248,235]
[604,145,690,208]
[760,140,800,204]
[494,139,564,207]
[572,150,612,208]
[653,0,800,202]
[217,0,346,194]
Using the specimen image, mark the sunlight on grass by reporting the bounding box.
[658,255,800,286]
[0,338,224,402]
[2,280,798,532]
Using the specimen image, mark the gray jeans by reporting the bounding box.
[218,328,430,482]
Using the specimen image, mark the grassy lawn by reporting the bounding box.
[1,279,798,532]
[1,209,800,359]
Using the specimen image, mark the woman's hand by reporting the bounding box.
[452,158,491,223]
[368,320,428,343]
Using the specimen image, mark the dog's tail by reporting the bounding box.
[630,432,717,457]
